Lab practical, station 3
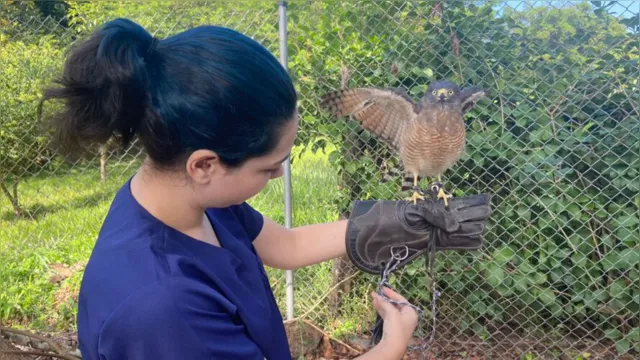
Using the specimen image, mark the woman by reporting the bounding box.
[39,18,491,359]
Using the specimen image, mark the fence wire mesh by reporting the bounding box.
[0,0,290,339]
[286,1,639,359]
[1,1,639,359]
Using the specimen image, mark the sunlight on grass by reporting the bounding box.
[0,144,344,332]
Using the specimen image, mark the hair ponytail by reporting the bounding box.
[40,18,297,170]
[39,18,157,157]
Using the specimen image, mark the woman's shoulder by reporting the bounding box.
[207,202,265,242]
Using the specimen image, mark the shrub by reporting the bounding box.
[0,36,63,216]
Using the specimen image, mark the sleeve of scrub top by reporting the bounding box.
[97,277,264,360]
[232,202,265,241]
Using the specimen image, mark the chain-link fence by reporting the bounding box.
[1,1,639,359]
[0,0,292,344]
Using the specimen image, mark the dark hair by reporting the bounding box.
[39,18,297,169]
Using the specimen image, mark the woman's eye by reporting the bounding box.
[266,166,281,174]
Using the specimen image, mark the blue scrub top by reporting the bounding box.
[77,179,291,359]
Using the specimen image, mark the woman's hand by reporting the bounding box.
[356,287,419,359]
[373,287,419,350]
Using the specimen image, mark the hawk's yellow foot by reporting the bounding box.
[407,190,425,205]
[430,175,453,207]
[405,173,426,205]
[437,187,453,207]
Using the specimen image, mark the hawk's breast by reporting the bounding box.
[399,107,466,177]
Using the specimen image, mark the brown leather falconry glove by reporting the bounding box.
[345,193,492,275]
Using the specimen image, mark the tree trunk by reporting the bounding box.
[100,146,107,184]
[0,180,21,217]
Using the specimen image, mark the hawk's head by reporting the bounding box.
[424,80,461,106]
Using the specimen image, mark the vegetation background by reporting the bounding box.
[1,0,638,358]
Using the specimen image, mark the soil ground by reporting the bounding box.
[0,338,32,360]
[1,327,637,360]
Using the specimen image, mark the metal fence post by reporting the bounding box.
[278,0,294,321]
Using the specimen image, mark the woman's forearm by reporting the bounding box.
[354,338,406,360]
[288,220,348,269]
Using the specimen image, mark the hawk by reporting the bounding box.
[320,80,486,206]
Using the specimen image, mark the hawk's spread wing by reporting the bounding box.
[320,88,418,150]
[460,86,487,113]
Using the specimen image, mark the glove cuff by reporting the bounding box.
[346,200,430,275]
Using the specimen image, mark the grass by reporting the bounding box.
[0,144,372,335]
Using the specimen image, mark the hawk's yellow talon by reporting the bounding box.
[437,187,453,207]
[407,191,425,205]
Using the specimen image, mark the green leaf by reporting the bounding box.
[513,274,530,293]
[627,328,640,342]
[473,301,487,314]
[566,203,582,218]
[485,264,505,288]
[615,339,630,354]
[518,260,535,274]
[609,280,627,299]
[605,328,622,340]
[571,252,588,268]
[493,246,516,265]
[497,284,513,296]
[327,150,340,164]
[538,288,556,305]
[529,272,547,285]
[602,249,640,270]
[585,292,600,310]
[423,68,434,78]
[617,215,639,228]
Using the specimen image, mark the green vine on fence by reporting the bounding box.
[287,0,639,354]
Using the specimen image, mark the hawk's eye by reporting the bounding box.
[432,90,437,96]
[448,90,454,95]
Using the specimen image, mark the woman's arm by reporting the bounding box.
[252,216,347,270]
[353,340,405,360]
[253,218,416,360]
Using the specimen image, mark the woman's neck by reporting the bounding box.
[129,163,218,245]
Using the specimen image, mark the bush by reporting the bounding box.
[0,36,63,216]
[286,0,639,352]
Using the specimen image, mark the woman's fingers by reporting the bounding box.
[381,287,419,322]
[371,292,395,319]
[381,286,408,303]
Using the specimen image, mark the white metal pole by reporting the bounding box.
[278,0,294,321]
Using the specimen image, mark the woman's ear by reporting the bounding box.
[185,149,223,184]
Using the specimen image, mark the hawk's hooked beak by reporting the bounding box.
[436,89,448,101]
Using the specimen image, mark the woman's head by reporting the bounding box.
[40,18,298,207]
